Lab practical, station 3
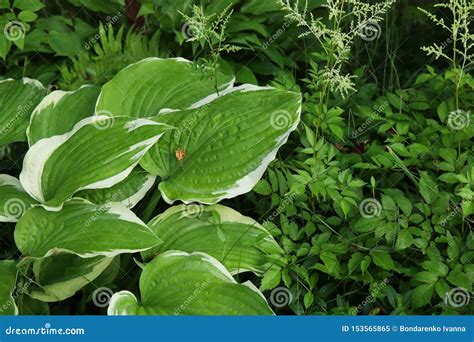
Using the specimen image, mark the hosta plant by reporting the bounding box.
[0,57,301,315]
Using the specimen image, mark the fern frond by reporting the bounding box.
[59,25,161,90]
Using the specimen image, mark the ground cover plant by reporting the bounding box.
[0,0,473,316]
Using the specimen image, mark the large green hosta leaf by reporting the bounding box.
[0,260,18,315]
[15,199,162,259]
[84,256,121,293]
[76,168,156,209]
[27,85,100,145]
[141,85,301,204]
[95,57,234,118]
[143,204,285,275]
[108,251,274,315]
[19,116,171,207]
[0,78,46,146]
[0,175,37,222]
[27,254,113,302]
[17,294,50,315]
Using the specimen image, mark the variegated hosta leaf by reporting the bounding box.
[108,251,274,315]
[140,85,302,204]
[27,254,113,302]
[14,199,162,259]
[20,116,171,207]
[143,204,285,275]
[95,57,234,118]
[0,175,37,222]
[0,78,47,146]
[27,85,101,145]
[84,256,121,293]
[0,260,18,315]
[76,168,156,209]
[17,294,50,315]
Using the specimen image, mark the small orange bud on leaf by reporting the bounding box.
[176,148,186,161]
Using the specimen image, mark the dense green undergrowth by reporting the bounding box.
[0,0,473,315]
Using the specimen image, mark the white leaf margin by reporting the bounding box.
[0,261,19,315]
[151,204,282,254]
[107,251,274,315]
[122,174,156,209]
[28,256,114,303]
[0,174,33,223]
[158,84,302,205]
[19,116,168,205]
[26,85,95,146]
[17,199,161,260]
[0,77,44,89]
[94,57,236,116]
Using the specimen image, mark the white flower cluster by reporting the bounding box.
[280,0,396,98]
[419,1,473,69]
